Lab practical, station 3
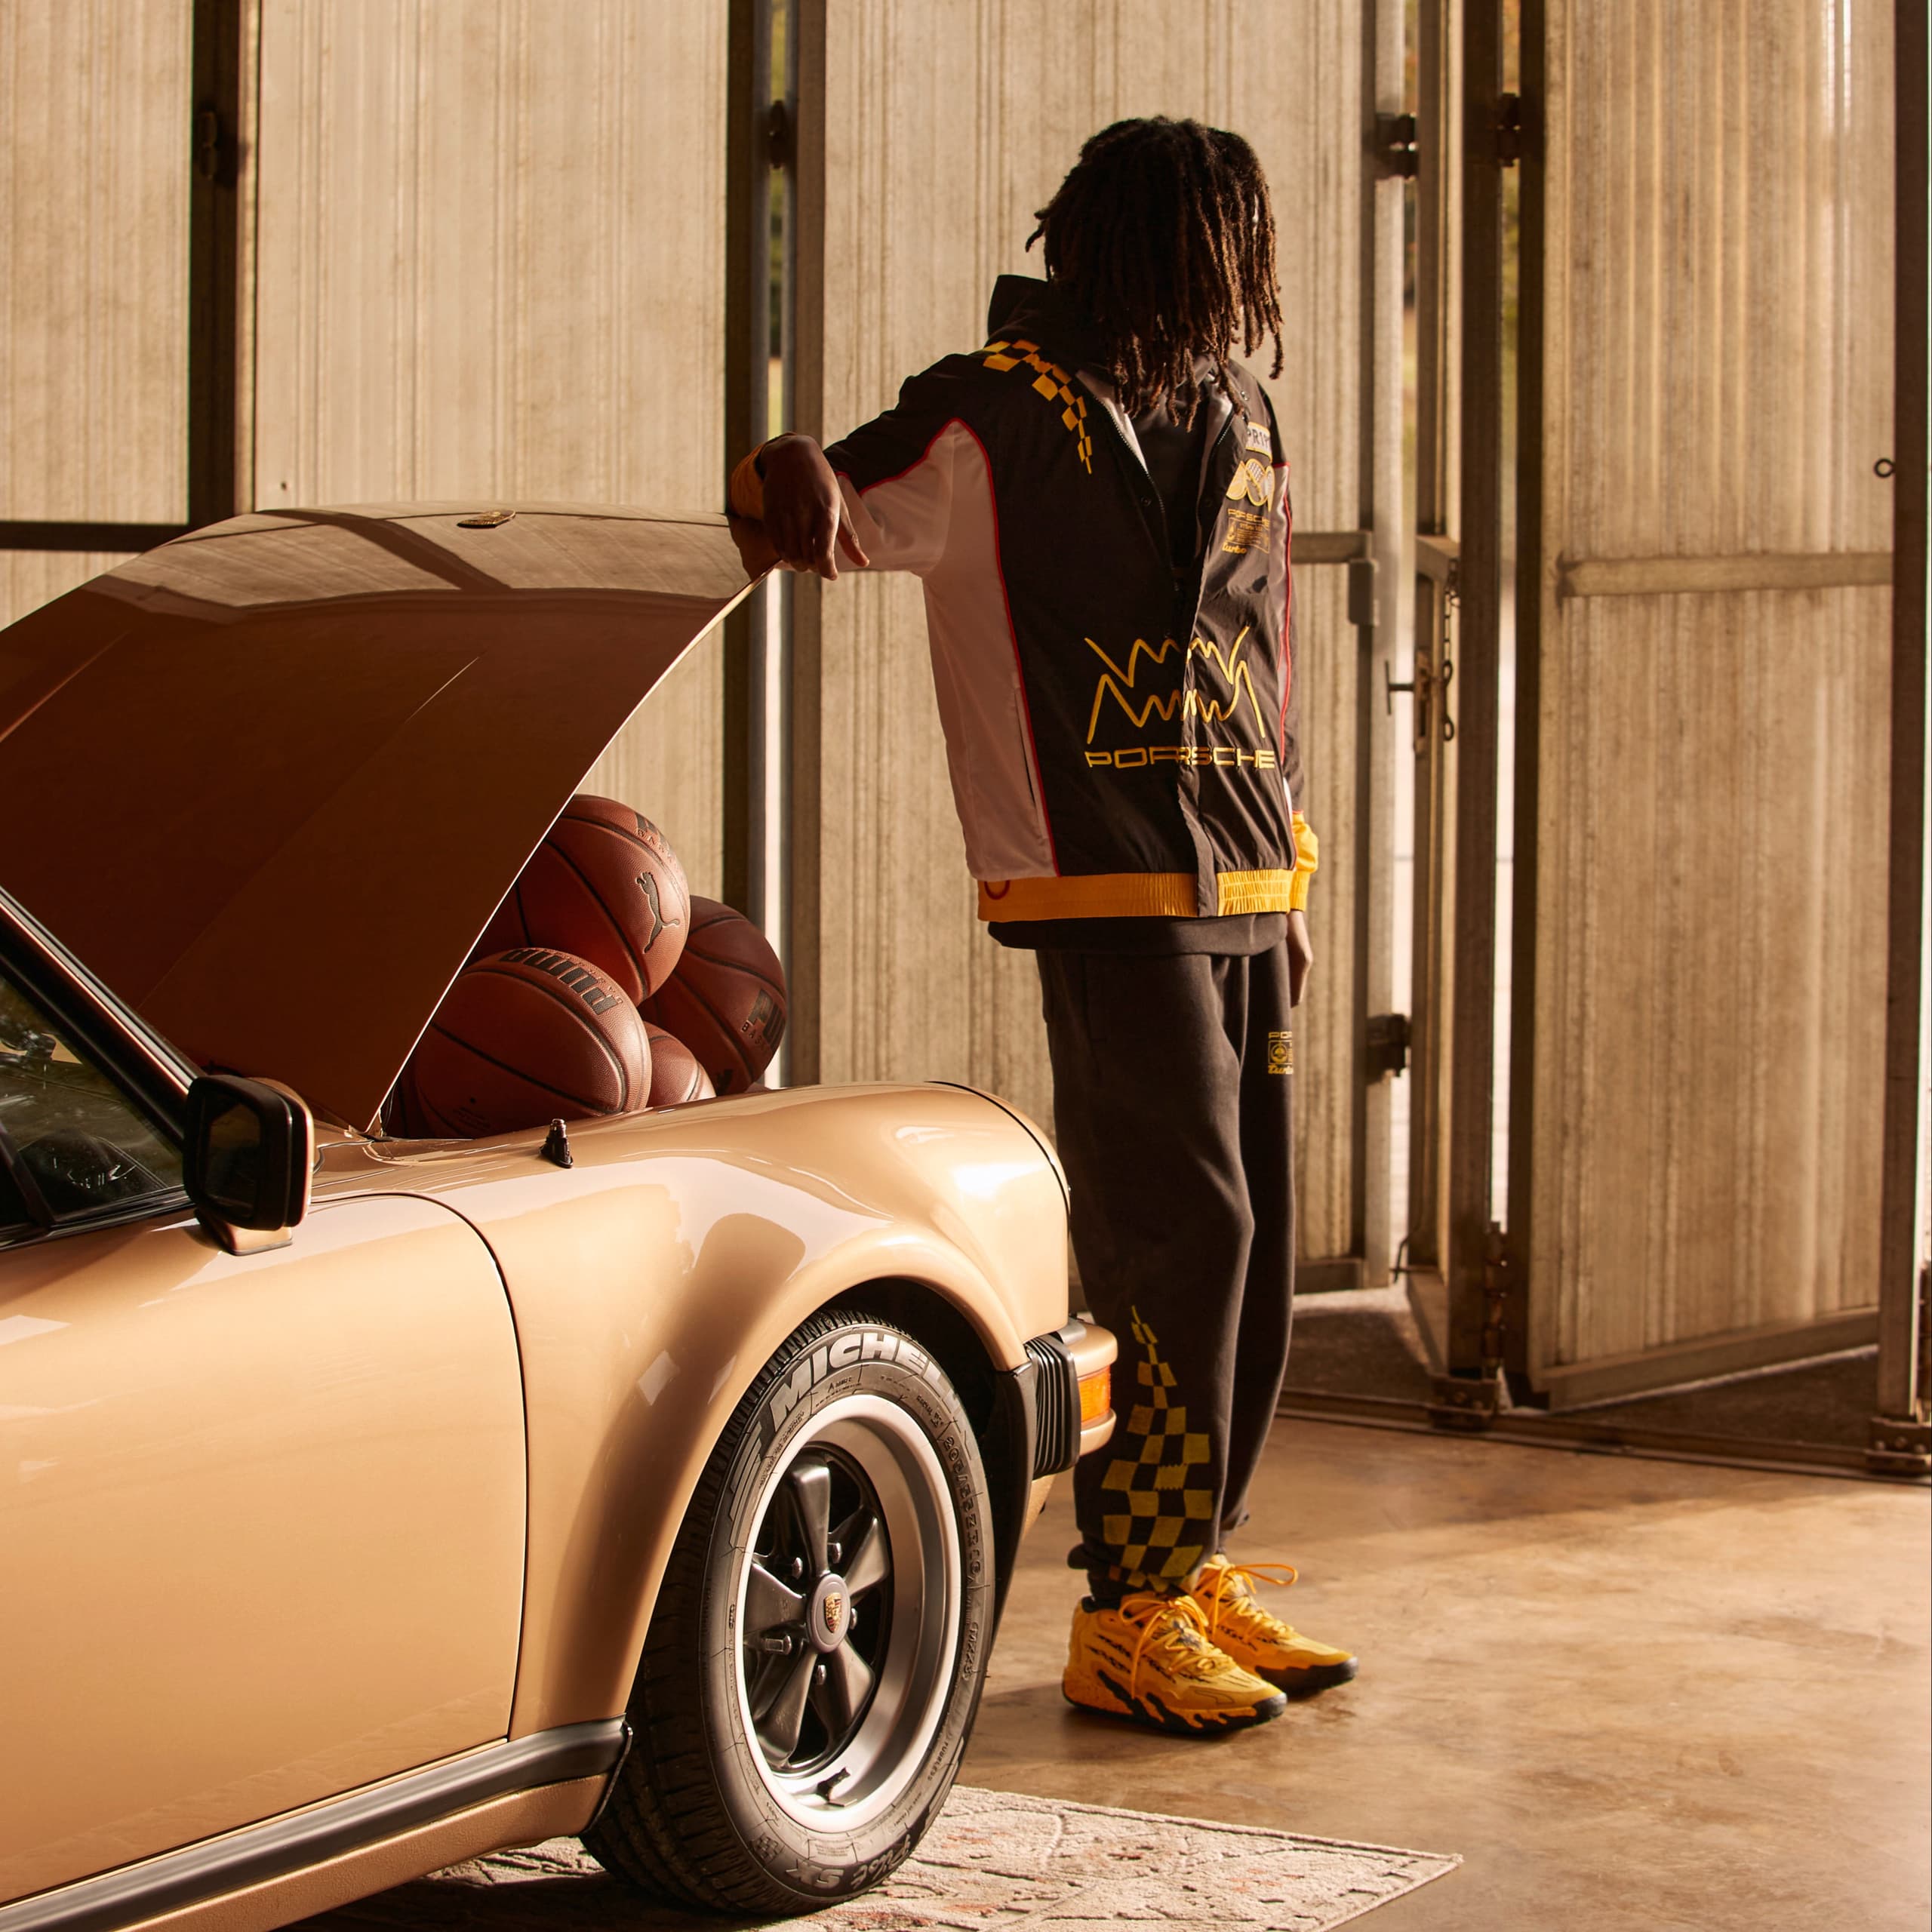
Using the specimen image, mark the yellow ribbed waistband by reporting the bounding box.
[977,870,1297,923]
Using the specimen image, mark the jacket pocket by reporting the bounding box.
[1009,686,1041,814]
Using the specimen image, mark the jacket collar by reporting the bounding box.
[984,274,1106,369]
[984,275,1236,427]
[984,274,1241,486]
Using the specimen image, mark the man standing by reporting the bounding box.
[730,117,1358,1735]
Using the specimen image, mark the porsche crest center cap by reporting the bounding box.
[808,1574,851,1651]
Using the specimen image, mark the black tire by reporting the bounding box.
[583,1307,995,1914]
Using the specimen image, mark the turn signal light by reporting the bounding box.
[1078,1366,1112,1426]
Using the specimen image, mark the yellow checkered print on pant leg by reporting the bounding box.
[1097,1308,1214,1586]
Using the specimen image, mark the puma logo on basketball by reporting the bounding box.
[503,947,623,1014]
[635,872,682,952]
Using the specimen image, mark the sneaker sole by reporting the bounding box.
[1063,1675,1288,1737]
[1260,1658,1359,1698]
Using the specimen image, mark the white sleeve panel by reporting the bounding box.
[915,427,1057,882]
[834,435,956,577]
[829,420,1054,881]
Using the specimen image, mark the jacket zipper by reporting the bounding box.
[1074,377,1174,573]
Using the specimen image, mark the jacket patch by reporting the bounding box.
[981,337,1093,472]
[1220,457,1274,555]
[1226,455,1274,508]
[1222,508,1270,556]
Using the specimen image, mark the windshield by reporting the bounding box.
[0,974,183,1230]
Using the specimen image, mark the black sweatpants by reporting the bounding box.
[1036,943,1297,1598]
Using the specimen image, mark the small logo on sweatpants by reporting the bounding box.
[1268,1030,1293,1075]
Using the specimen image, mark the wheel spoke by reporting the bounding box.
[838,1510,889,1598]
[759,1647,817,1763]
[822,1640,875,1734]
[746,1652,789,1722]
[744,1561,804,1636]
[786,1460,832,1577]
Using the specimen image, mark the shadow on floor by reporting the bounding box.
[1283,1281,1881,1452]
[310,1864,750,1932]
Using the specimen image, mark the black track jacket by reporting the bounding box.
[736,275,1310,929]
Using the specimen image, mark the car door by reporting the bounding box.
[0,969,527,1906]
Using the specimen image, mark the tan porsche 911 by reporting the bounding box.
[0,506,1115,1929]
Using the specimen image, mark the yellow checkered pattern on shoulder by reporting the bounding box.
[981,337,1093,472]
[1097,1307,1213,1586]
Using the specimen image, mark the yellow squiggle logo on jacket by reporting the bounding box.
[1084,629,1269,744]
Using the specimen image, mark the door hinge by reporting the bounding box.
[766,99,794,171]
[1869,1262,1932,1474]
[1866,1417,1931,1477]
[1365,1012,1411,1081]
[1496,92,1524,168]
[1376,112,1419,179]
[1481,1220,1510,1377]
[1428,1371,1506,1430]
[1346,555,1379,628]
[193,104,226,181]
[1426,1220,1515,1430]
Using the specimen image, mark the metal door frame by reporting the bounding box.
[1297,0,1408,1294]
[724,0,797,992]
[1402,0,1519,1423]
[0,0,245,559]
[1411,0,1930,1469]
[1402,0,1459,1291]
[1872,0,1930,1475]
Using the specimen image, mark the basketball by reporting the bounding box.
[641,897,787,1094]
[644,1022,717,1108]
[410,946,651,1137]
[478,794,690,1000]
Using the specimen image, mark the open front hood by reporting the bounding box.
[0,505,760,1129]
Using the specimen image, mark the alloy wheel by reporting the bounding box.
[733,1392,962,1831]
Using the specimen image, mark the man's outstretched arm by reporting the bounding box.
[728,432,869,580]
[731,359,983,582]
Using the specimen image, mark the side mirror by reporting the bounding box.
[183,1075,314,1253]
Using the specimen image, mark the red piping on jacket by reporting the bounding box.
[1275,463,1294,756]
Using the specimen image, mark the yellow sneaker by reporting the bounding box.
[1189,1555,1359,1697]
[1063,1589,1287,1734]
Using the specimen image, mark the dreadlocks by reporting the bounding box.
[1027,116,1284,424]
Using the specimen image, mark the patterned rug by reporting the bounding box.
[320,1786,1457,1930]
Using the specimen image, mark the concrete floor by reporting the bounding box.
[966,1417,1931,1931]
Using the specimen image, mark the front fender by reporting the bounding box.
[331,1082,1069,1737]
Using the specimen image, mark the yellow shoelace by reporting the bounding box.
[1197,1560,1301,1646]
[1116,1590,1225,1694]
